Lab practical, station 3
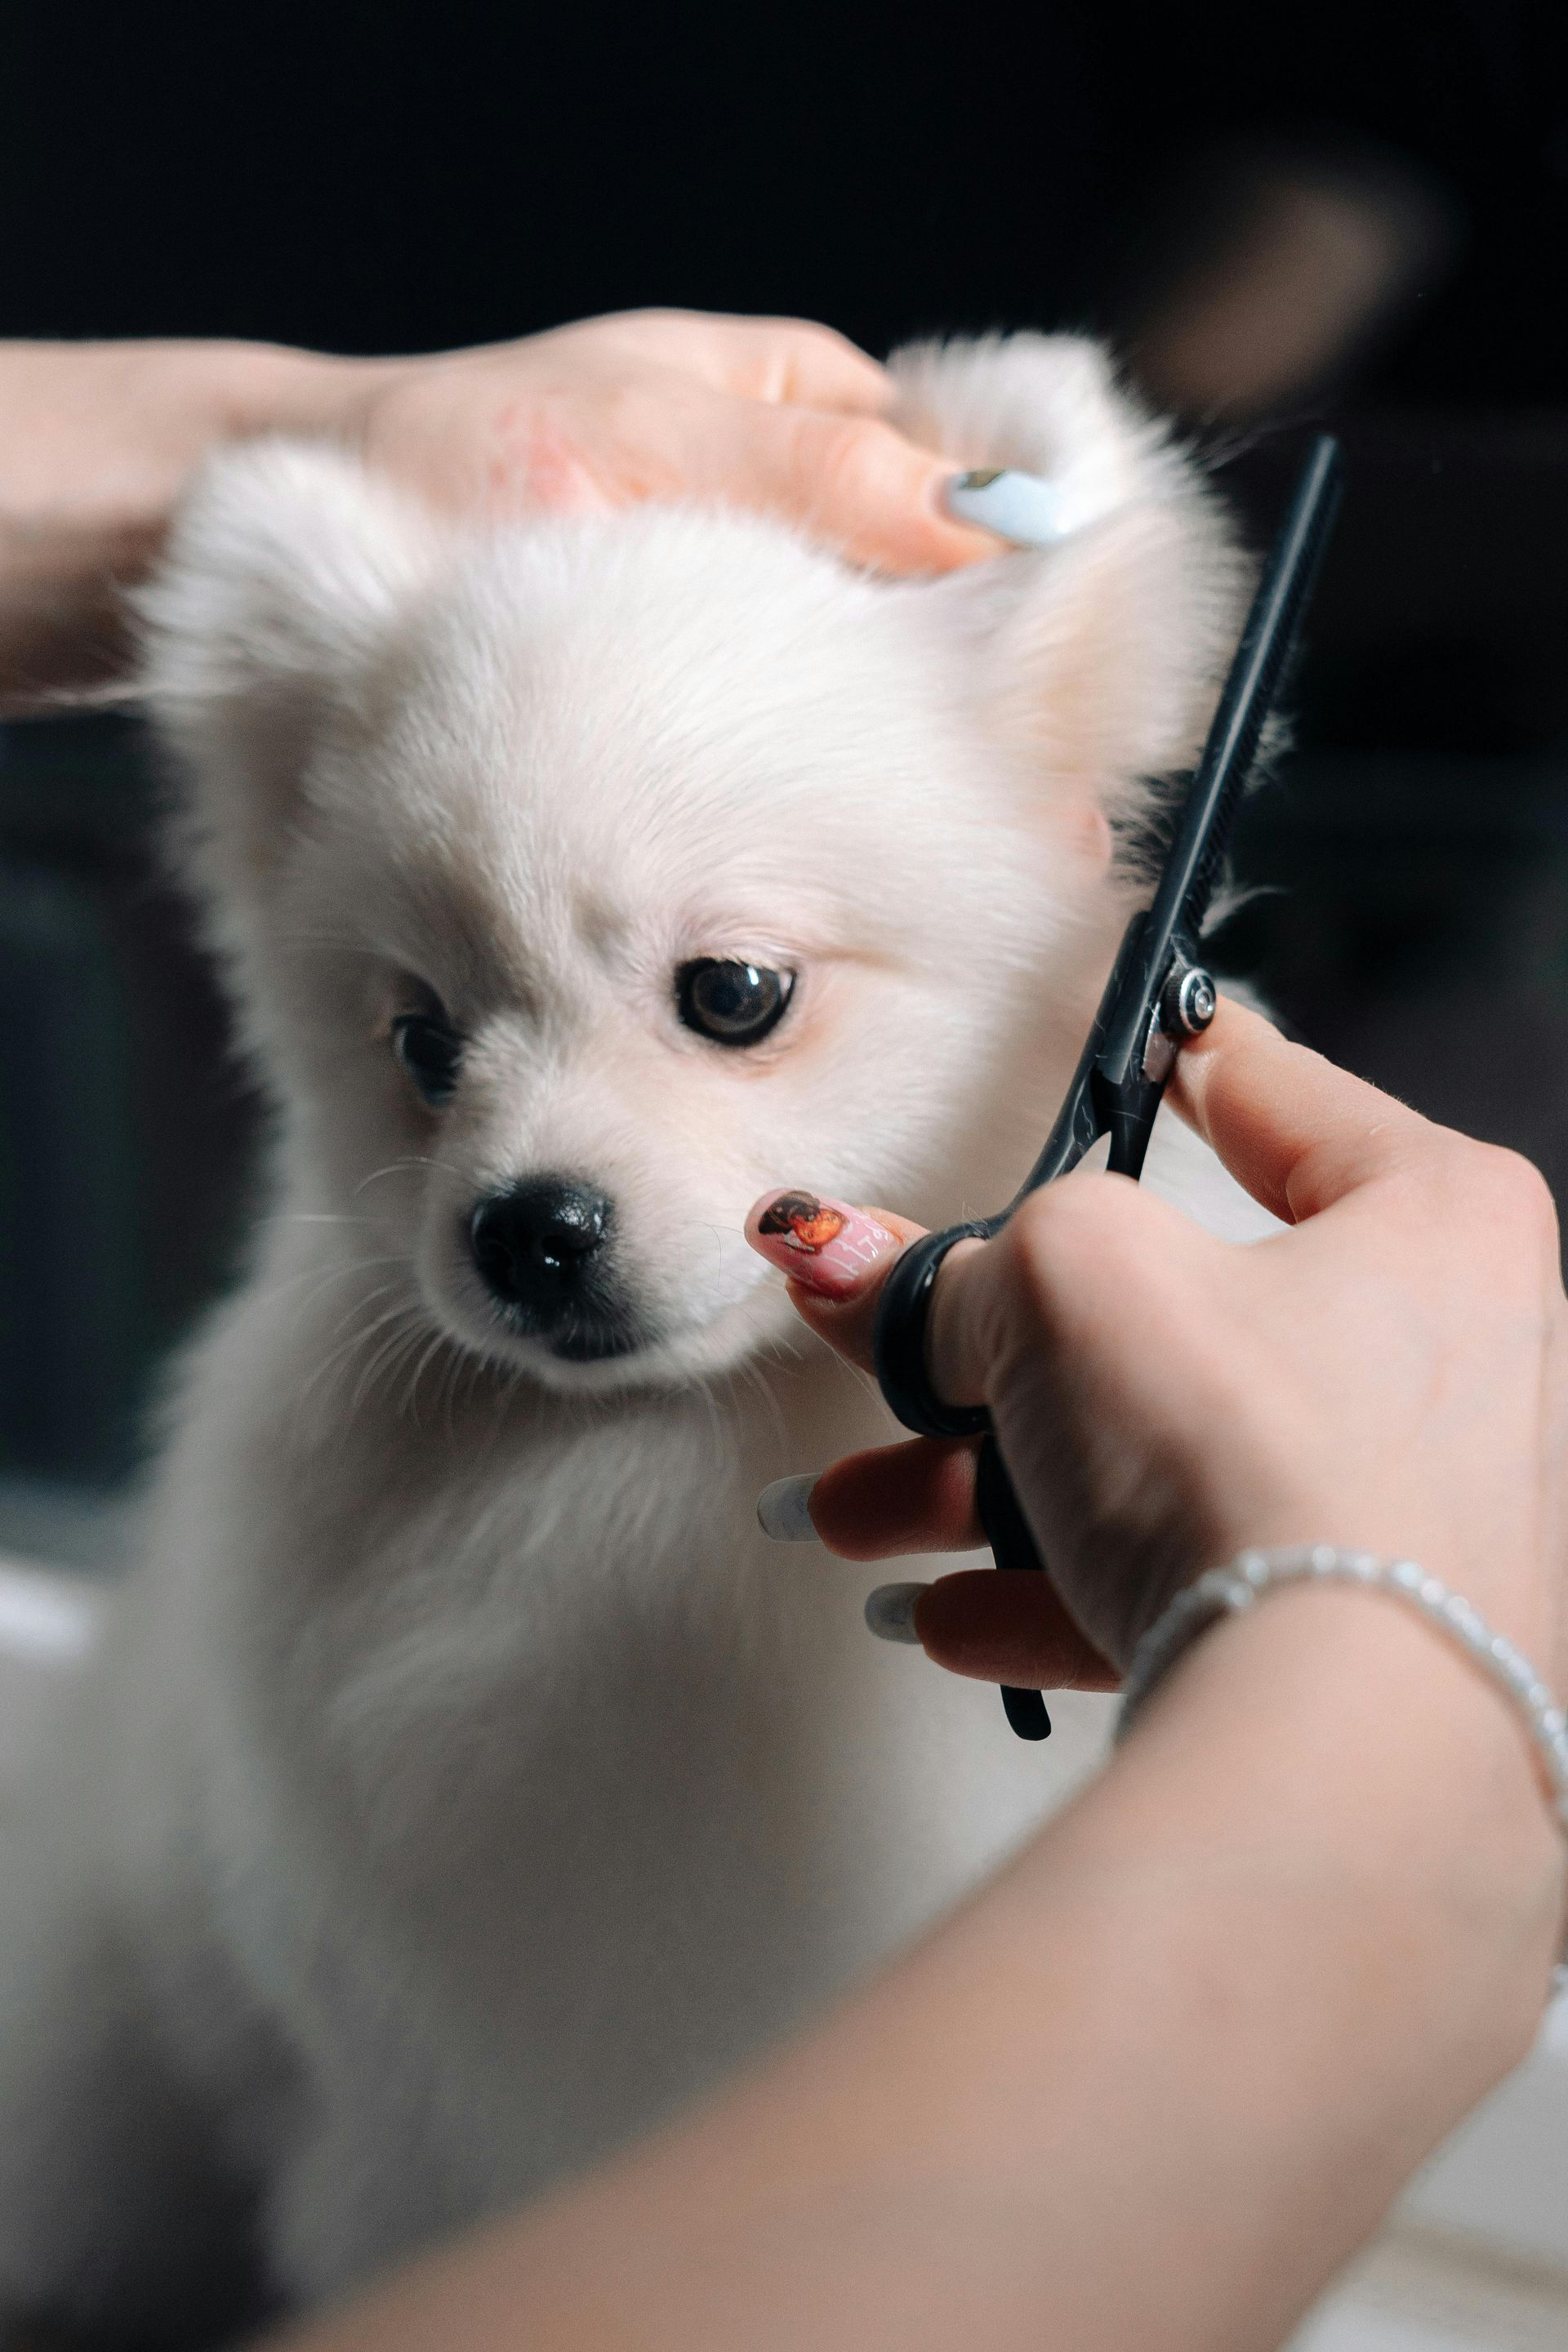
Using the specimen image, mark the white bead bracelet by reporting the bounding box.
[1116,1544,1568,1846]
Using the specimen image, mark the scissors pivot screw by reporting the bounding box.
[1162,964,1218,1038]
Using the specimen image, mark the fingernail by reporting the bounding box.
[745,1190,900,1299]
[865,1581,929,1645]
[942,468,1070,546]
[757,1473,820,1543]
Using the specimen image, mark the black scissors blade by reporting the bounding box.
[1013,431,1343,1200]
[872,432,1343,1742]
[1156,432,1344,958]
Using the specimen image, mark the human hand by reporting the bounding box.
[327,309,996,573]
[0,312,998,707]
[745,998,1568,1686]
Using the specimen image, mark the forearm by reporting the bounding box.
[276,1584,1563,2352]
[979,1584,1562,2349]
[0,338,369,703]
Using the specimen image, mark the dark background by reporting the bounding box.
[3,4,1562,390]
[2,2,1566,1518]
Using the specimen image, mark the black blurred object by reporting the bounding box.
[0,724,260,1484]
[0,2,1565,1491]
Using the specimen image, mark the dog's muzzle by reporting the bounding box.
[469,1178,639,1361]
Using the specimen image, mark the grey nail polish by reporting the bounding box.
[943,468,1071,547]
[864,1581,929,1645]
[757,1473,821,1544]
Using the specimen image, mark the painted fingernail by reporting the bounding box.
[865,1581,929,1645]
[757,1473,820,1544]
[942,468,1070,546]
[745,1190,900,1299]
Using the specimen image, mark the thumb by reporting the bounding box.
[1171,996,1434,1224]
[693,402,1000,574]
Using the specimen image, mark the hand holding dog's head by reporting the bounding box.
[137,337,1244,1398]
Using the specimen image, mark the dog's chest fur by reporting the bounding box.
[125,1211,1089,2292]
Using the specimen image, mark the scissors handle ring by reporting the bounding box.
[873,1223,994,1441]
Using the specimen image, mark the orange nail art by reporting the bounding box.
[746,1190,899,1298]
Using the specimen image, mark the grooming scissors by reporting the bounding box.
[873,434,1343,1739]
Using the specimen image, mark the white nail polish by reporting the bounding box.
[864,1581,929,1645]
[757,1473,821,1544]
[943,468,1071,546]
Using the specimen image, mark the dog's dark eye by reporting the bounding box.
[391,1009,464,1105]
[675,960,794,1048]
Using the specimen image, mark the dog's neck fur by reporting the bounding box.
[131,1120,1082,2275]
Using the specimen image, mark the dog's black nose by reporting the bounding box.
[470,1178,612,1312]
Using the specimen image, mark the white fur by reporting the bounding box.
[0,336,1273,2342]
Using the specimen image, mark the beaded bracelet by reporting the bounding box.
[1116,1545,1568,1849]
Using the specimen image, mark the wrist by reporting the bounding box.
[1109,1576,1566,2061]
[1129,1468,1553,1676]
[0,338,392,705]
[207,340,397,446]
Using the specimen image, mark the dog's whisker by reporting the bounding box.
[349,1311,433,1419]
[687,1365,730,1463]
[441,1342,484,1439]
[315,1279,412,1351]
[282,1211,379,1227]
[354,1155,466,1197]
[254,1254,410,1318]
[399,1327,454,1426]
[273,922,382,945]
[731,1353,791,1459]
[294,1286,425,1410]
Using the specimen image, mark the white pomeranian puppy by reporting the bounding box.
[0,335,1272,2345]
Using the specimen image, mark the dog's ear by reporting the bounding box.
[136,439,447,938]
[889,336,1249,857]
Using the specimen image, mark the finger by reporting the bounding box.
[703,316,892,412]
[745,1188,929,1374]
[688,400,1000,574]
[912,1570,1118,1690]
[805,1439,983,1560]
[591,310,891,411]
[923,1172,1205,1414]
[768,403,1000,571]
[1170,995,1436,1223]
[744,1173,1186,1410]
